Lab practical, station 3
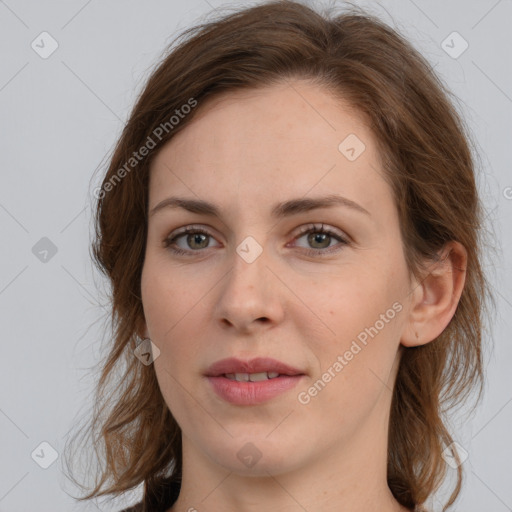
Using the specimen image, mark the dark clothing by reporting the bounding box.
[119,479,180,512]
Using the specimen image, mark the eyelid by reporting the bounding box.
[163,222,350,256]
[291,223,349,243]
[162,224,222,249]
[287,223,350,255]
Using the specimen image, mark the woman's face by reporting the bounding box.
[141,80,415,476]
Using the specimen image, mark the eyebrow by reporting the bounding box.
[149,194,371,219]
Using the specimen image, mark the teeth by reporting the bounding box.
[250,372,273,382]
[224,371,281,382]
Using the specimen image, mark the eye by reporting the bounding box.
[291,223,349,256]
[163,225,220,256]
[163,223,349,257]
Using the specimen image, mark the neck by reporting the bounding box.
[169,394,409,512]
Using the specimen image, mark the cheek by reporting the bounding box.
[141,258,210,368]
[307,266,390,331]
[141,263,205,420]
[304,262,405,376]
[299,290,403,432]
[142,255,196,337]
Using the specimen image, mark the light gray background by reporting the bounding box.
[0,0,510,511]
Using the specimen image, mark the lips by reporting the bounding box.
[205,357,306,405]
[205,357,305,378]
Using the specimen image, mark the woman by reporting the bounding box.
[65,1,494,511]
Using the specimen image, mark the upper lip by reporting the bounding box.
[205,357,305,377]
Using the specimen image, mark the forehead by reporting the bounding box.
[149,81,387,216]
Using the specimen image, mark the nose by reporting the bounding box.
[213,245,285,334]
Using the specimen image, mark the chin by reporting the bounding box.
[203,434,308,476]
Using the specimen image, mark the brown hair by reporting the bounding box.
[64,1,495,510]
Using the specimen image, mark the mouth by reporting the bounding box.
[205,357,306,405]
[223,371,282,381]
[205,356,305,378]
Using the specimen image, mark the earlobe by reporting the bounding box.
[401,241,467,348]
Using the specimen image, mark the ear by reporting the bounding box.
[401,241,467,348]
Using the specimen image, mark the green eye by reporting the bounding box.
[163,223,349,257]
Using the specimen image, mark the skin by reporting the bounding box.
[140,80,467,512]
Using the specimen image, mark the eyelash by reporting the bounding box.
[162,223,350,257]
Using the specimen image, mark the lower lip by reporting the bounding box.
[206,375,304,405]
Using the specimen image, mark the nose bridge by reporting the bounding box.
[226,237,272,298]
[214,237,283,328]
